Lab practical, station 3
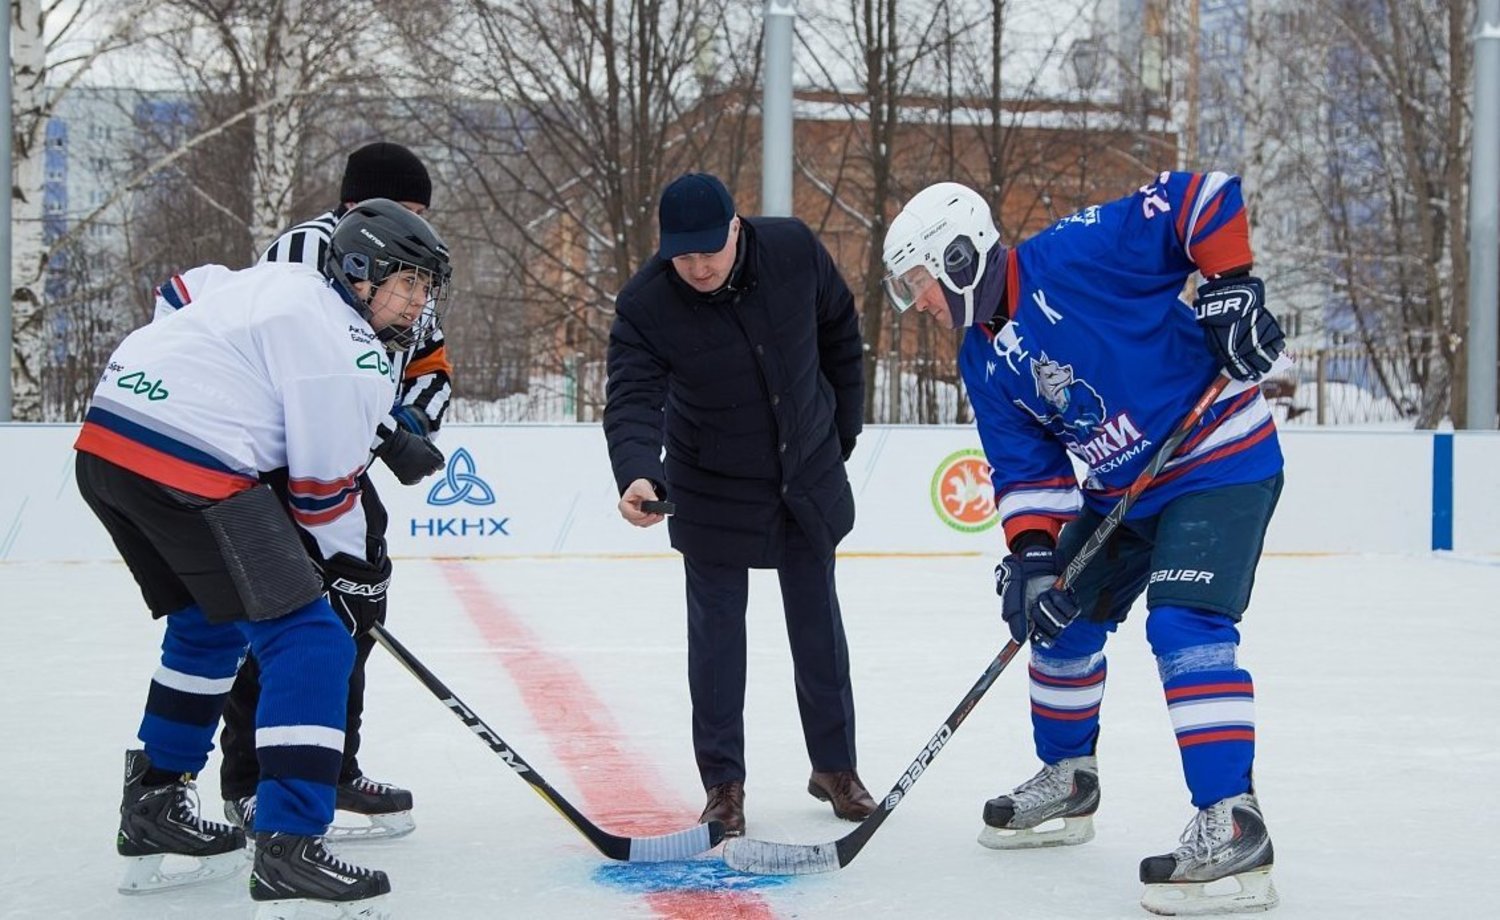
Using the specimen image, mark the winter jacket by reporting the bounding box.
[604,217,864,567]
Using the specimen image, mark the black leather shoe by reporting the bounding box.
[700,781,745,837]
[808,770,877,821]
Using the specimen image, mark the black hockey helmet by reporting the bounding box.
[325,197,453,350]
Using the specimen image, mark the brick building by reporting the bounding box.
[527,89,1174,421]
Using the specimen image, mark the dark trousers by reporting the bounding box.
[219,472,389,800]
[685,521,857,789]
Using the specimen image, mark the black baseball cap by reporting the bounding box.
[657,173,736,259]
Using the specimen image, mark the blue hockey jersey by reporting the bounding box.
[960,171,1284,547]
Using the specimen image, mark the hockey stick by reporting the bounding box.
[723,374,1232,875]
[370,622,725,861]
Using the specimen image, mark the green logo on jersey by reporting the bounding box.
[356,350,391,376]
[117,370,170,401]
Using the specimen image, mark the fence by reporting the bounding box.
[450,344,1432,427]
[1265,344,1425,427]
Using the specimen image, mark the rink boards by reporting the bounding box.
[1,423,1494,562]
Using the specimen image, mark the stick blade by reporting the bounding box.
[722,837,842,875]
[625,821,725,862]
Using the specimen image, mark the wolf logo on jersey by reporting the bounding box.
[1026,355,1106,438]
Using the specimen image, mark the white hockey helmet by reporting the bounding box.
[881,182,1000,328]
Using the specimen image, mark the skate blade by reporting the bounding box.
[117,850,248,894]
[254,893,391,920]
[1141,867,1279,916]
[977,814,1095,850]
[326,810,415,843]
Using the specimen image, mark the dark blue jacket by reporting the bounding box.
[604,217,864,567]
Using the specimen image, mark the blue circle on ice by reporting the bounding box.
[594,858,791,893]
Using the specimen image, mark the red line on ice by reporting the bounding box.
[442,560,777,920]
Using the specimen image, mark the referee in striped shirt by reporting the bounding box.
[218,142,453,839]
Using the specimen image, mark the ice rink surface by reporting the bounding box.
[3,551,1496,920]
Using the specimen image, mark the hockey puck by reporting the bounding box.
[640,499,676,515]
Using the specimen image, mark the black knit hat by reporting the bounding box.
[339,142,432,208]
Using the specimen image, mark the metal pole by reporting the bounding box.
[1,7,14,421]
[1467,0,1500,429]
[1184,0,1199,167]
[761,0,795,217]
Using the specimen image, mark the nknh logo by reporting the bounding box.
[411,447,511,538]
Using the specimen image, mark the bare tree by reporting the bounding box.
[134,0,390,254]
[390,0,757,418]
[1237,0,1475,426]
[9,0,147,419]
[792,0,1168,423]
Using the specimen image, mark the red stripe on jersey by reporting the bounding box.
[1005,248,1021,319]
[287,471,360,499]
[995,474,1079,500]
[1002,514,1066,546]
[1191,210,1253,278]
[74,423,256,500]
[1150,422,1276,491]
[1093,417,1274,500]
[290,491,359,527]
[1176,173,1205,244]
[1191,196,1226,252]
[1177,391,1257,455]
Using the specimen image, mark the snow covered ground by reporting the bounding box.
[3,552,1495,919]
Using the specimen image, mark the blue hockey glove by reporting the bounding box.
[1193,275,1284,382]
[995,547,1080,647]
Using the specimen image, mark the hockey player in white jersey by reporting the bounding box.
[75,199,451,919]
[220,142,445,842]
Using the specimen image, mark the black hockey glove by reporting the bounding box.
[376,427,445,485]
[323,551,392,637]
[1193,275,1284,382]
[996,547,1080,648]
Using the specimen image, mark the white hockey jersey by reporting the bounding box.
[76,261,396,561]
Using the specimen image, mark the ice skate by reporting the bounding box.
[327,774,414,842]
[250,832,391,919]
[977,755,1099,850]
[226,793,258,834]
[116,749,247,894]
[1139,792,1278,916]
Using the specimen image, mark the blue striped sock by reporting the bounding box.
[138,605,246,775]
[237,597,355,836]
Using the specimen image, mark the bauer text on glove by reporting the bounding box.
[1193,275,1284,382]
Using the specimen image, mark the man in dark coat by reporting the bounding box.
[604,172,874,836]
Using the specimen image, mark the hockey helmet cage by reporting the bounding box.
[326,198,453,350]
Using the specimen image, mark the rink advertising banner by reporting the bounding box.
[1,424,1496,562]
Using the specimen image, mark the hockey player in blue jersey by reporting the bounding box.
[881,173,1286,916]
